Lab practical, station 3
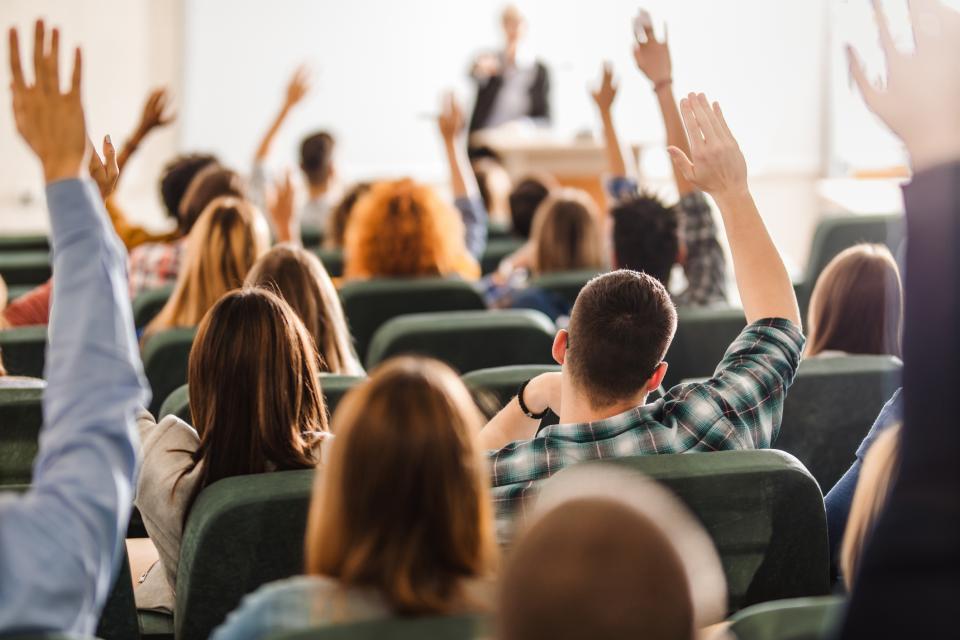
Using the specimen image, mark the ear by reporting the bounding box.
[646,361,668,393]
[552,329,568,365]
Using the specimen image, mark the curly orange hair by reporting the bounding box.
[344,179,479,280]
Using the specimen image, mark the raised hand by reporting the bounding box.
[283,65,311,111]
[268,170,299,244]
[590,62,618,113]
[437,92,465,141]
[9,21,88,183]
[633,22,672,86]
[136,88,175,136]
[88,135,119,201]
[848,0,960,172]
[667,93,747,200]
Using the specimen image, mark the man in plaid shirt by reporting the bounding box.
[479,90,804,535]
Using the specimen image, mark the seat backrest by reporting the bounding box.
[0,325,48,379]
[175,469,315,640]
[131,285,174,329]
[0,249,52,286]
[663,307,746,388]
[95,550,140,640]
[0,233,50,252]
[270,615,488,640]
[142,327,197,417]
[729,596,845,640]
[480,237,525,275]
[366,310,555,373]
[527,269,602,307]
[340,278,486,362]
[462,364,561,415]
[311,247,343,278]
[0,385,44,485]
[602,450,829,612]
[158,384,191,424]
[775,355,902,491]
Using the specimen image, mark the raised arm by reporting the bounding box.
[254,66,310,163]
[439,92,488,258]
[116,87,175,173]
[590,62,628,179]
[668,93,799,325]
[0,22,148,633]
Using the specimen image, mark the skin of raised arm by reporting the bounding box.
[117,87,175,173]
[254,66,311,162]
[88,134,119,201]
[268,170,299,245]
[438,92,478,199]
[668,93,800,326]
[591,62,628,179]
[478,372,561,450]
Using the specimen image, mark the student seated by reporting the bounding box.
[211,357,498,640]
[245,244,364,375]
[0,21,148,633]
[142,197,269,340]
[494,173,558,273]
[324,182,371,250]
[479,92,803,533]
[499,465,726,640]
[592,25,728,307]
[132,288,330,611]
[805,244,903,359]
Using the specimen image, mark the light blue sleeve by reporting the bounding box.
[0,179,149,635]
[455,195,488,259]
[211,580,311,640]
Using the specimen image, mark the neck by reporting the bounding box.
[558,376,649,425]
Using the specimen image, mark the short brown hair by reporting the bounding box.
[566,270,677,408]
[177,166,248,236]
[305,357,498,614]
[530,189,607,275]
[806,244,902,358]
[300,131,335,187]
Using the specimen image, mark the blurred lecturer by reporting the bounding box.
[468,5,551,138]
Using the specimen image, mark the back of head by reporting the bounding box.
[509,174,555,239]
[344,179,468,278]
[305,356,497,614]
[566,270,677,409]
[806,244,903,358]
[178,166,249,236]
[611,193,679,285]
[159,153,218,223]
[300,131,336,187]
[530,189,607,275]
[326,182,371,249]
[186,288,327,502]
[245,245,362,375]
[146,197,269,336]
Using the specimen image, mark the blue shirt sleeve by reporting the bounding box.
[455,195,488,259]
[0,179,149,635]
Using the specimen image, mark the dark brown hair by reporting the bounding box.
[611,193,679,284]
[159,153,218,221]
[177,166,248,236]
[508,173,557,239]
[300,131,336,187]
[325,182,371,250]
[566,270,677,408]
[806,244,903,358]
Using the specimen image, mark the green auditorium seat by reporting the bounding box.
[0,250,51,286]
[300,224,324,249]
[169,470,316,640]
[0,385,44,485]
[132,285,174,329]
[462,364,561,416]
[0,325,48,379]
[528,269,602,307]
[775,355,902,491]
[269,615,488,640]
[340,278,486,362]
[480,237,525,275]
[598,450,830,612]
[312,247,343,278]
[142,327,197,417]
[486,223,515,241]
[0,233,50,252]
[795,213,904,315]
[159,374,365,426]
[6,284,34,301]
[662,307,746,389]
[366,310,556,374]
[729,596,845,640]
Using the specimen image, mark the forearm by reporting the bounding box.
[445,137,476,199]
[657,85,695,195]
[600,110,628,178]
[478,398,540,450]
[713,189,800,326]
[117,127,147,174]
[255,106,291,161]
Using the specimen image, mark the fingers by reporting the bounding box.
[48,28,59,91]
[69,46,81,96]
[872,0,899,64]
[667,146,695,182]
[102,134,118,182]
[643,24,657,45]
[846,45,880,107]
[32,20,43,89]
[712,101,734,140]
[8,28,25,91]
[690,93,719,141]
[678,96,704,149]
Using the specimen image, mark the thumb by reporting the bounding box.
[667,146,695,181]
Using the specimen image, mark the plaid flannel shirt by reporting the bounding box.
[488,317,805,534]
[608,177,728,307]
[128,239,186,298]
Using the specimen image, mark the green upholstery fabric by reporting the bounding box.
[7,284,34,302]
[142,327,197,417]
[311,248,343,278]
[0,233,49,252]
[300,225,324,249]
[132,285,174,329]
[0,385,44,485]
[96,552,140,640]
[0,325,48,378]
[366,310,556,373]
[340,278,486,362]
[0,250,52,285]
[528,269,602,307]
[795,213,904,315]
[462,364,561,416]
[158,374,365,427]
[138,611,174,640]
[480,237,525,275]
[269,615,488,640]
[729,596,845,640]
[486,224,514,241]
[175,470,316,640]
[775,355,902,491]
[663,307,746,389]
[602,450,830,612]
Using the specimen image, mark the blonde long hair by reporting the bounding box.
[245,245,363,375]
[305,357,498,614]
[529,189,607,275]
[144,197,269,340]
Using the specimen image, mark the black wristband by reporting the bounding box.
[517,379,549,420]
